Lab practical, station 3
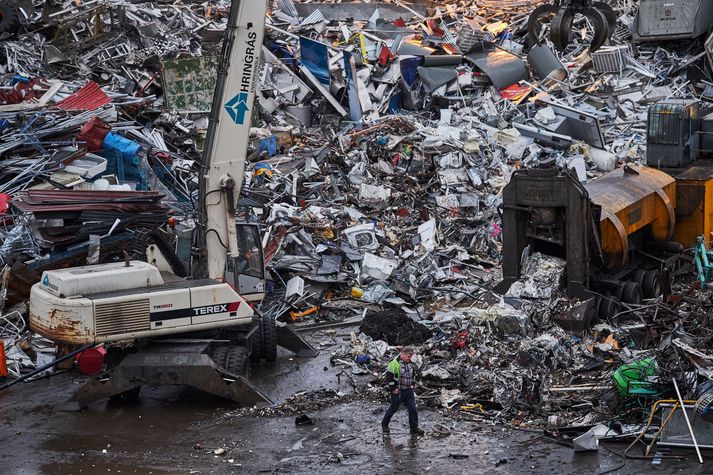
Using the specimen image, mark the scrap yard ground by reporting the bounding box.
[2,332,709,474]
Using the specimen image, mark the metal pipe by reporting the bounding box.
[0,343,95,391]
[673,378,703,463]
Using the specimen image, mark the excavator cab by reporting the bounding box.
[226,223,266,302]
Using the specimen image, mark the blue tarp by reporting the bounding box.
[102,132,141,164]
[99,133,146,190]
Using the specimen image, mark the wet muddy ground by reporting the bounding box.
[1,328,710,474]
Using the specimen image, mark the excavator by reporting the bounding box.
[26,0,317,408]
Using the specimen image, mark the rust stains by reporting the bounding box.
[30,308,93,345]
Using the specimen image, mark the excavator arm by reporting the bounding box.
[195,0,269,281]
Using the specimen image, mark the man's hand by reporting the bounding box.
[392,388,400,396]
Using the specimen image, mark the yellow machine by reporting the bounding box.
[647,100,713,246]
[587,166,676,271]
[500,100,713,325]
[500,165,682,312]
[671,161,713,247]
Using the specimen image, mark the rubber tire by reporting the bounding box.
[0,3,20,36]
[225,346,249,377]
[633,270,646,291]
[211,345,231,367]
[600,295,621,319]
[250,331,262,363]
[261,313,277,363]
[621,282,642,305]
[642,270,661,299]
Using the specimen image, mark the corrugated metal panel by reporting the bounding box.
[95,299,150,336]
[300,9,326,26]
[276,0,298,17]
[16,189,163,204]
[55,81,111,111]
[13,189,167,213]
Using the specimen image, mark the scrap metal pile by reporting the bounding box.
[1,0,713,455]
[243,0,713,456]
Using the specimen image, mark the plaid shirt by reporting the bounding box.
[399,362,414,390]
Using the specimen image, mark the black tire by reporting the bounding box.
[225,346,249,377]
[250,328,262,363]
[600,295,621,319]
[0,3,20,36]
[642,270,661,299]
[633,270,646,291]
[621,282,642,305]
[211,345,231,367]
[261,312,277,362]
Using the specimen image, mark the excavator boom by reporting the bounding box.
[196,0,268,281]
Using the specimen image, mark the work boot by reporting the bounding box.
[382,424,390,434]
[410,427,425,436]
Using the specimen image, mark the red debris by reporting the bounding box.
[77,116,112,151]
[451,330,470,349]
[55,81,111,111]
[0,78,45,106]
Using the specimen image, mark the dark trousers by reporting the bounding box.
[382,388,418,429]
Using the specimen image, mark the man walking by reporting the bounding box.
[381,347,424,435]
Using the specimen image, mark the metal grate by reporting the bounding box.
[648,104,683,145]
[591,45,632,73]
[94,299,150,336]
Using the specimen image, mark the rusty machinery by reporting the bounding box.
[500,165,679,320]
[648,100,713,246]
[527,0,617,52]
[500,100,713,322]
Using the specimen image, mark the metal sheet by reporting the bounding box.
[527,45,567,81]
[417,66,458,92]
[294,2,427,21]
[299,37,330,87]
[343,51,362,122]
[465,49,529,89]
